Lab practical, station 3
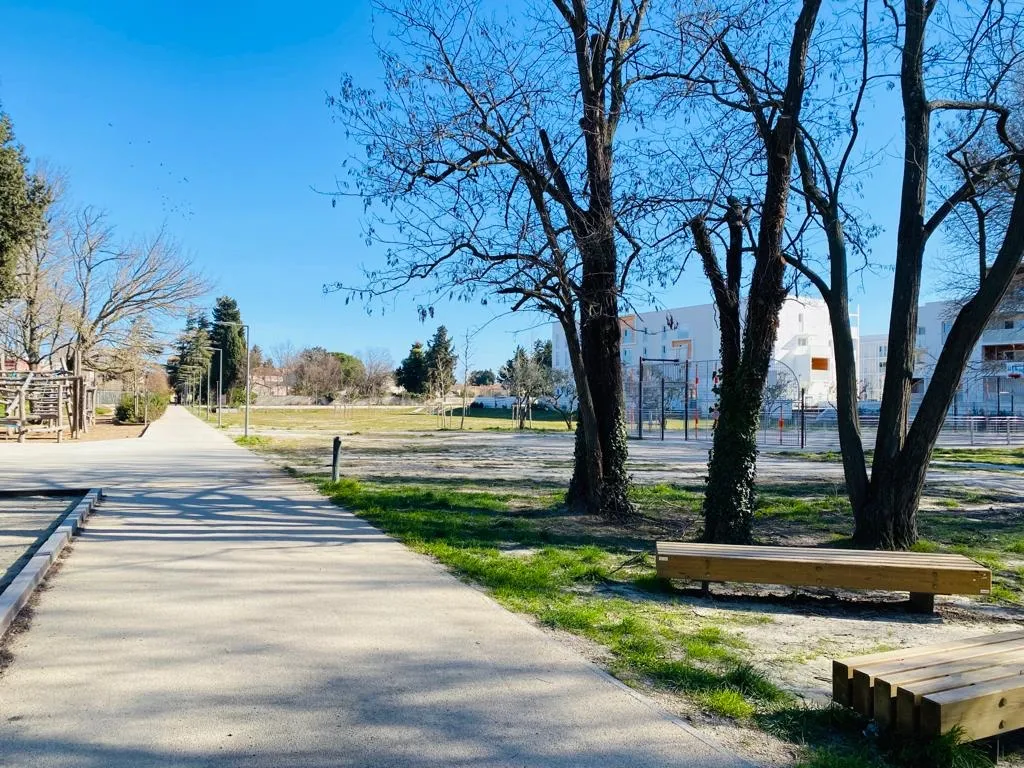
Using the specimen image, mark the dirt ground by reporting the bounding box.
[1,416,145,443]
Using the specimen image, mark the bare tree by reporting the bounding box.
[549,367,578,430]
[2,173,74,368]
[328,0,687,519]
[782,0,1024,548]
[682,0,824,543]
[64,207,209,375]
[292,346,344,402]
[459,329,473,430]
[359,347,395,404]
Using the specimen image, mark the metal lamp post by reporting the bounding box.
[212,321,251,438]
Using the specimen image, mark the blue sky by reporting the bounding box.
[0,1,935,371]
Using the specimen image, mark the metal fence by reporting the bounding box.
[624,360,1024,448]
[624,358,808,446]
[95,389,124,406]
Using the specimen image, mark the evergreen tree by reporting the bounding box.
[167,310,212,403]
[395,341,429,394]
[425,325,457,397]
[532,340,553,371]
[330,352,366,390]
[249,345,267,369]
[210,296,246,397]
[0,111,49,302]
[470,369,495,386]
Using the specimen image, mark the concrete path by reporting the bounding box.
[0,407,743,768]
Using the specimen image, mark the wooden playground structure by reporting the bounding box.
[0,371,97,442]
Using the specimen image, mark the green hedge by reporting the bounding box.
[115,392,169,424]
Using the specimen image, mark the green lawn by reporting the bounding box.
[931,446,1024,467]
[209,405,574,433]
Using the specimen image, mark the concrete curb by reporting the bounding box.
[0,488,104,637]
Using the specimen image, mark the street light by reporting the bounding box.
[212,321,251,438]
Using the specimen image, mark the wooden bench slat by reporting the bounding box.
[656,556,989,596]
[871,648,1024,725]
[656,542,976,564]
[920,675,1024,741]
[895,663,1024,735]
[832,631,1024,707]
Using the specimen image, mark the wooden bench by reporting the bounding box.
[833,631,1024,741]
[654,542,991,613]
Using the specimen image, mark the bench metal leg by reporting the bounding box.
[908,592,935,614]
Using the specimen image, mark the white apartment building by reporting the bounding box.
[551,296,850,406]
[858,300,1024,414]
[859,333,888,401]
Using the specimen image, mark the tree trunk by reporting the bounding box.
[870,0,930,487]
[700,0,821,543]
[579,238,632,520]
[563,316,603,516]
[703,369,761,543]
[858,456,926,550]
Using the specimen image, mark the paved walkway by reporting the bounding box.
[0,407,743,767]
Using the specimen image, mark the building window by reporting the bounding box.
[879,345,887,356]
[623,329,632,343]
[917,326,926,335]
[879,361,886,371]
[942,320,953,340]
[797,336,809,346]
[811,357,830,371]
[1005,319,1015,330]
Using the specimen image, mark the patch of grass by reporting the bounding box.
[234,435,272,448]
[987,583,1021,604]
[1007,537,1024,554]
[796,747,886,768]
[882,727,994,768]
[628,483,702,515]
[777,450,843,463]
[935,498,960,509]
[754,493,850,528]
[932,446,1024,467]
[697,688,755,719]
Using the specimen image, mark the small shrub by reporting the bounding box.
[114,392,169,424]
